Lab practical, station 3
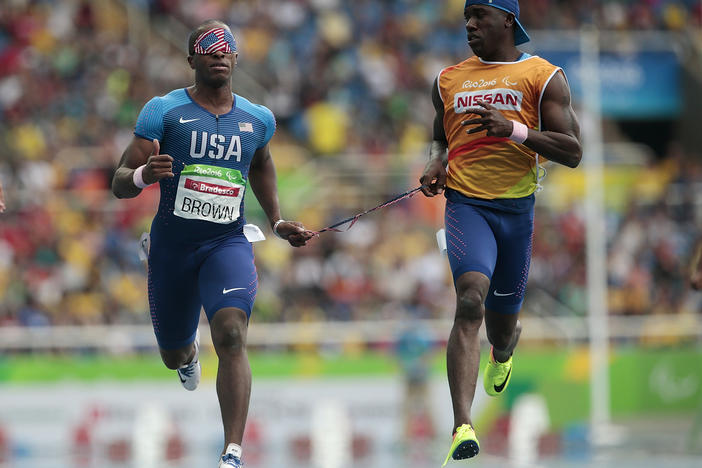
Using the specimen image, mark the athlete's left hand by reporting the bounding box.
[461,100,513,137]
[276,221,314,247]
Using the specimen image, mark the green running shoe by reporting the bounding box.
[442,424,480,466]
[483,347,513,396]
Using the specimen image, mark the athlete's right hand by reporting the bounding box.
[419,158,447,197]
[142,139,174,184]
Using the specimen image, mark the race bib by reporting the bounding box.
[174,164,245,224]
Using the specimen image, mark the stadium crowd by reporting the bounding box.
[1,0,701,331]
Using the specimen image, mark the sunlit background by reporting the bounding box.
[1,0,702,467]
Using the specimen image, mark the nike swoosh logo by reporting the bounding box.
[493,291,515,297]
[179,117,200,123]
[179,374,187,384]
[222,287,246,294]
[493,367,511,393]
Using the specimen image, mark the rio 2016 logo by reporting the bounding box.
[193,166,223,178]
[462,78,497,89]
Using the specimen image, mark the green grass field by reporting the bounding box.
[0,350,402,383]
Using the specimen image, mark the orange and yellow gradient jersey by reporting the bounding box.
[438,54,562,199]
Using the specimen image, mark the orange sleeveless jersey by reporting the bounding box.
[438,55,562,199]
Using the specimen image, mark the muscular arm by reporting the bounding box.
[248,144,282,228]
[525,71,582,168]
[430,77,449,164]
[249,144,312,246]
[112,136,173,199]
[420,78,449,196]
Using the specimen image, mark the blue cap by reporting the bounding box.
[465,0,530,46]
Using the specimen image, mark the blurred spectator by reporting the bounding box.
[395,319,436,444]
[0,179,5,213]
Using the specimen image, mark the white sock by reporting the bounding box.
[224,443,242,459]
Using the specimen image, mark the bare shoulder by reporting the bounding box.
[542,69,572,105]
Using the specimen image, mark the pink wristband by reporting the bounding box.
[509,121,529,144]
[132,164,149,189]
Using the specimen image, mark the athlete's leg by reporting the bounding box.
[210,306,251,446]
[198,235,257,453]
[445,201,497,431]
[484,311,521,362]
[484,208,534,362]
[159,341,198,370]
[147,240,202,370]
[448,271,490,430]
[481,209,533,398]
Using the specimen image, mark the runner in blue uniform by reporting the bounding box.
[112,20,312,468]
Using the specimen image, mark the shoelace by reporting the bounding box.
[490,360,509,376]
[490,349,510,371]
[178,361,197,377]
[221,453,242,467]
[455,424,473,439]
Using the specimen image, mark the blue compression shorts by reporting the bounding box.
[445,198,534,314]
[147,233,257,350]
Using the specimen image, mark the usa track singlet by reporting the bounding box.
[437,54,562,200]
[134,88,276,243]
[134,89,273,348]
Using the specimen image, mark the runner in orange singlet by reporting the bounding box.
[419,1,583,463]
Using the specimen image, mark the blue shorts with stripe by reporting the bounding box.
[147,232,257,350]
[444,190,534,315]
